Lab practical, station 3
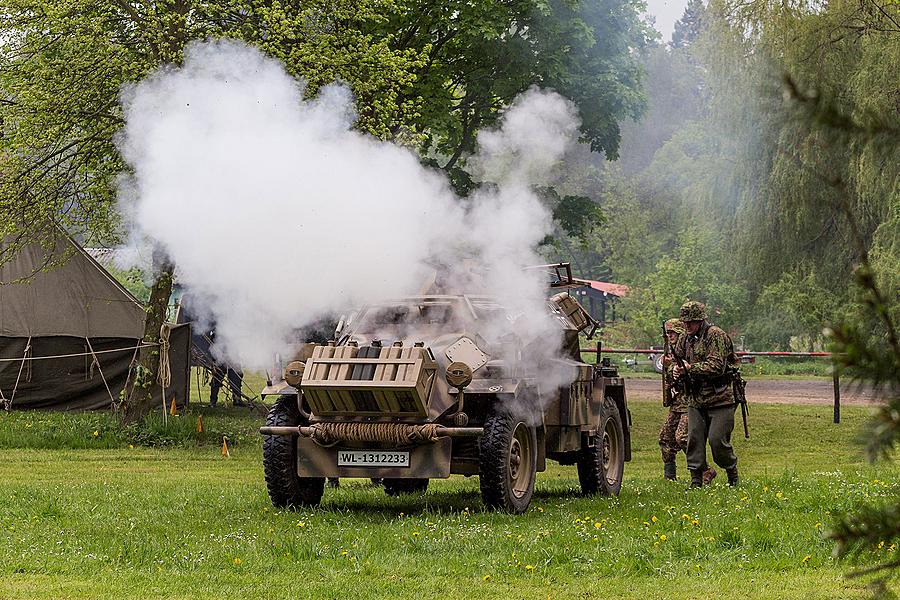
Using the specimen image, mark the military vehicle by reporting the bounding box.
[259,264,631,513]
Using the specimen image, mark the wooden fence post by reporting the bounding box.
[833,369,841,424]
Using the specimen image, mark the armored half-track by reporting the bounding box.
[260,264,631,513]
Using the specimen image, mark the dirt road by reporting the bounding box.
[624,377,879,406]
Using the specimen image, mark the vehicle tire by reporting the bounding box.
[382,478,429,496]
[653,354,664,374]
[262,395,325,508]
[479,408,537,514]
[577,397,625,496]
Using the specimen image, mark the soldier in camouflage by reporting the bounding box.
[660,318,716,484]
[673,301,740,487]
[659,318,688,480]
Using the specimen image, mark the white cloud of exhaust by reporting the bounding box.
[117,39,581,371]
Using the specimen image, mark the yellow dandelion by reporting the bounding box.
[776,492,784,499]
[483,575,492,582]
[659,534,667,541]
[691,519,699,526]
[233,557,242,566]
[537,507,544,513]
[763,486,769,492]
[594,522,602,529]
[802,555,811,564]
[682,514,691,520]
[651,516,658,523]
[525,565,535,571]
[93,430,99,438]
[642,521,651,527]
[412,531,420,537]
[128,444,134,449]
[297,521,306,528]
[814,522,822,529]
[878,541,885,549]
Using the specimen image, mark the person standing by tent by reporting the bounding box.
[206,327,245,407]
[209,359,244,407]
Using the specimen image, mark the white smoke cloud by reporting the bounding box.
[117,40,581,371]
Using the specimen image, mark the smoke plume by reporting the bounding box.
[118,40,580,371]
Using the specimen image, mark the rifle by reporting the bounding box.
[731,368,750,439]
[671,345,696,397]
[661,324,672,407]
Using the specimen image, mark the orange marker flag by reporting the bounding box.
[197,414,204,433]
[221,436,230,458]
[169,398,178,416]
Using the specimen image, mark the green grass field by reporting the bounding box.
[0,396,896,599]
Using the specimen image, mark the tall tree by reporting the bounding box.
[671,0,706,49]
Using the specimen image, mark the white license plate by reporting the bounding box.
[337,450,410,468]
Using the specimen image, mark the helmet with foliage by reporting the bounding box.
[680,300,707,322]
[664,318,685,334]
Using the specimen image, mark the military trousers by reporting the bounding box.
[686,404,737,472]
[658,410,688,463]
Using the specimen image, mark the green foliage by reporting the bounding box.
[376,0,653,173]
[107,266,151,303]
[751,266,844,350]
[671,0,706,49]
[621,226,747,345]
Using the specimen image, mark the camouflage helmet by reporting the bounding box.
[664,318,685,334]
[680,300,707,322]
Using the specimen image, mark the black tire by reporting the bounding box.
[479,408,537,514]
[382,478,429,496]
[262,395,325,508]
[577,397,625,496]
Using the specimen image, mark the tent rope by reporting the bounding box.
[158,323,172,423]
[6,337,32,411]
[158,323,172,389]
[0,342,157,363]
[85,337,117,409]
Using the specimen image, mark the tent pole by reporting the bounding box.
[85,337,117,409]
[7,336,32,410]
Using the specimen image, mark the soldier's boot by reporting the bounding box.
[726,467,739,486]
[702,468,717,485]
[663,462,677,481]
[689,469,704,489]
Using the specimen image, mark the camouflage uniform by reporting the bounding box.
[659,319,688,479]
[678,301,740,486]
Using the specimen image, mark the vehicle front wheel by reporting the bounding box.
[577,397,625,496]
[382,478,429,496]
[479,409,537,514]
[262,395,325,508]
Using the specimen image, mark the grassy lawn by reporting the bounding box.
[0,399,896,599]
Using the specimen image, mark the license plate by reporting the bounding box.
[337,450,410,467]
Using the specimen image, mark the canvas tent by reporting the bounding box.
[0,234,190,411]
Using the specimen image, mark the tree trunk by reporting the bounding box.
[122,253,174,423]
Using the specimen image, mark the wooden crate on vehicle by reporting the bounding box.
[301,343,437,417]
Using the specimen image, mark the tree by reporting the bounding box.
[671,0,706,49]
[376,0,654,191]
